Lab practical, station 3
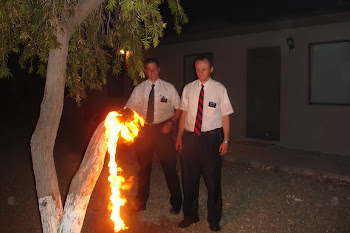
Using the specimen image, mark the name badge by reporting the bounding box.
[161,96,168,103]
[208,101,216,108]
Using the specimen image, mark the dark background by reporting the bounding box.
[162,0,350,35]
[2,0,350,116]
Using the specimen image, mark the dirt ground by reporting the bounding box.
[1,108,350,233]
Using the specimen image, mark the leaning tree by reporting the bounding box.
[0,0,187,232]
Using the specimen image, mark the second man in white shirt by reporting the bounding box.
[126,58,182,214]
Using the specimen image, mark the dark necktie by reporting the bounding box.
[146,84,155,124]
[194,84,204,136]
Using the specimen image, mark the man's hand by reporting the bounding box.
[175,138,182,152]
[161,121,173,133]
[219,142,229,155]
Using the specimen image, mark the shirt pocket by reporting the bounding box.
[157,94,171,110]
[158,94,170,104]
[205,99,218,116]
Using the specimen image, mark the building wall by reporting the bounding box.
[144,21,350,156]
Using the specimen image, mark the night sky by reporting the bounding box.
[162,0,350,35]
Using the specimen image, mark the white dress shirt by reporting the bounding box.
[126,79,180,124]
[180,78,234,132]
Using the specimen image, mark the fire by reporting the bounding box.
[104,109,144,232]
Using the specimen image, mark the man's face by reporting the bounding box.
[195,59,213,84]
[144,62,160,83]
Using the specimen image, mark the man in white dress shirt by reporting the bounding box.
[126,58,182,214]
[176,56,234,231]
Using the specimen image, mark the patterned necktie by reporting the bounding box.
[146,84,155,124]
[194,84,204,136]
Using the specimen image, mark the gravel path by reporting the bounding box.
[1,114,350,233]
[82,143,350,233]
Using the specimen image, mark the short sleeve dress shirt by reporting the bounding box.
[180,78,234,132]
[126,79,180,124]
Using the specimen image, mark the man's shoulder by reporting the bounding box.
[138,79,149,86]
[158,79,178,93]
[133,80,148,89]
[210,79,226,89]
[159,78,175,87]
[183,80,197,89]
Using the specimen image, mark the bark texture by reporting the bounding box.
[30,1,105,232]
[31,29,70,232]
[59,122,108,233]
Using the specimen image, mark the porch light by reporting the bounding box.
[286,36,295,52]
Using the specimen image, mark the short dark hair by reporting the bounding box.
[144,58,159,67]
[195,55,213,67]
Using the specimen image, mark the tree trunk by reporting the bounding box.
[30,30,70,233]
[30,1,109,232]
[58,121,107,233]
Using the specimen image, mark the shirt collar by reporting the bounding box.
[196,77,212,88]
[147,78,160,87]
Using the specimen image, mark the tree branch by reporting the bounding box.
[72,0,105,27]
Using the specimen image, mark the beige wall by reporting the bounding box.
[144,22,350,156]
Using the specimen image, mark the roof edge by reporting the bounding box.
[159,11,350,45]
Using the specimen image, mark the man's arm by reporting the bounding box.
[125,86,140,113]
[161,83,181,133]
[171,109,181,123]
[219,114,230,155]
[161,109,181,133]
[175,111,187,151]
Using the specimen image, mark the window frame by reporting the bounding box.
[308,40,350,106]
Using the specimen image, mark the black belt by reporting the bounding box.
[185,128,223,136]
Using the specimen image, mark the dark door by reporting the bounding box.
[246,47,281,140]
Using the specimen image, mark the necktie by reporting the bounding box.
[194,84,204,136]
[146,84,155,124]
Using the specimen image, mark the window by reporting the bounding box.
[309,41,350,105]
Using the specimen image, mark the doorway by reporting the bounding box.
[246,46,281,140]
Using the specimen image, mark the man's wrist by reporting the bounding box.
[223,140,230,144]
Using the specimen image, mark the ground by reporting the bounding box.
[1,106,350,233]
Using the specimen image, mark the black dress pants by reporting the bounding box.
[180,129,222,225]
[134,123,182,209]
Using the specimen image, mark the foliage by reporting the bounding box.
[0,0,187,103]
[0,0,62,78]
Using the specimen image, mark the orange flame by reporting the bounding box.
[104,109,144,232]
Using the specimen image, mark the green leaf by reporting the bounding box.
[19,32,30,40]
[0,0,187,103]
